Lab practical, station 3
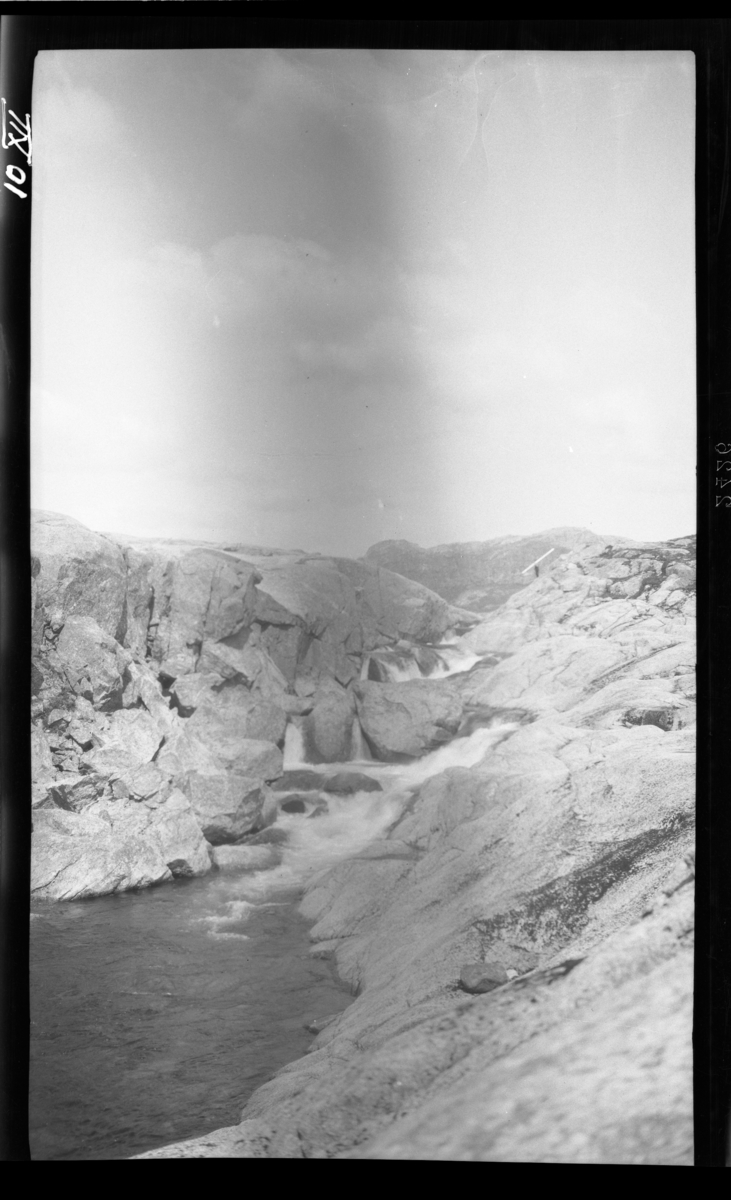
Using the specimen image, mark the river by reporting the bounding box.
[30,642,507,1160]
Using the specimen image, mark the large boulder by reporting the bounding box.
[301,680,357,763]
[121,661,179,737]
[354,679,463,760]
[333,558,476,647]
[156,719,282,780]
[84,706,165,764]
[154,724,222,779]
[244,554,476,688]
[46,615,131,712]
[31,789,212,900]
[142,547,261,679]
[170,672,225,715]
[42,771,111,812]
[31,510,128,641]
[185,686,287,753]
[37,658,179,783]
[181,773,268,844]
[196,641,289,703]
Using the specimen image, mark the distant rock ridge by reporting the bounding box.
[364,528,634,612]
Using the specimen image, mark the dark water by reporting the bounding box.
[29,696,508,1162]
[29,872,353,1160]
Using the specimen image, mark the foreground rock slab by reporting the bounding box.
[356,941,693,1163]
[31,790,211,901]
[133,880,693,1163]
[134,536,695,1162]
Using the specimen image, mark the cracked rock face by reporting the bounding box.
[31,789,212,900]
[30,511,478,897]
[301,679,357,763]
[363,528,625,612]
[139,533,695,1163]
[30,513,696,1164]
[354,679,464,760]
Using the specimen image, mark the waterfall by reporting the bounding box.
[228,721,520,903]
[351,715,371,761]
[283,721,307,769]
[361,643,482,684]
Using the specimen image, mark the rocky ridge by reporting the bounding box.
[364,528,631,612]
[30,510,477,899]
[130,532,696,1162]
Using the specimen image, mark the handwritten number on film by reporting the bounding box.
[715,444,731,506]
[1,98,32,198]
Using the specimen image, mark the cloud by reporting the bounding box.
[117,231,419,385]
[32,56,131,178]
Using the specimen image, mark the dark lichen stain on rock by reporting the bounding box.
[473,811,693,950]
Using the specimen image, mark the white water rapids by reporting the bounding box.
[204,639,509,929]
[206,719,516,937]
[359,640,482,683]
[30,638,511,1159]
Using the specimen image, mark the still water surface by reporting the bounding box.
[29,655,509,1162]
[30,875,352,1160]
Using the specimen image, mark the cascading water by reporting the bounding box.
[283,720,307,767]
[360,640,482,684]
[350,714,371,760]
[30,642,513,1161]
[201,719,517,958]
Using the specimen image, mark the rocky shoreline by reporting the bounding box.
[31,513,695,1162]
[30,510,477,898]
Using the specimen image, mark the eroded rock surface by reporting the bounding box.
[31,511,477,896]
[31,789,211,900]
[354,678,464,760]
[30,513,695,1163]
[139,534,695,1162]
[364,528,627,612]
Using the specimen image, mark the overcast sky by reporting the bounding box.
[31,49,695,555]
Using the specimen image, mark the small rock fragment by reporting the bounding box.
[270,770,325,792]
[281,797,307,814]
[459,961,510,994]
[323,772,383,795]
[307,804,329,819]
[304,1014,339,1034]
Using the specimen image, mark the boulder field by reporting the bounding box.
[30,510,477,899]
[129,532,696,1163]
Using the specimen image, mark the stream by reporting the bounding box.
[29,641,507,1160]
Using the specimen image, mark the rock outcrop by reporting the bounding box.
[301,678,357,763]
[364,528,629,612]
[31,789,211,901]
[31,512,695,1163]
[31,511,478,899]
[354,678,464,760]
[135,533,695,1163]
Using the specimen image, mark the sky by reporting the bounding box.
[30,49,696,556]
